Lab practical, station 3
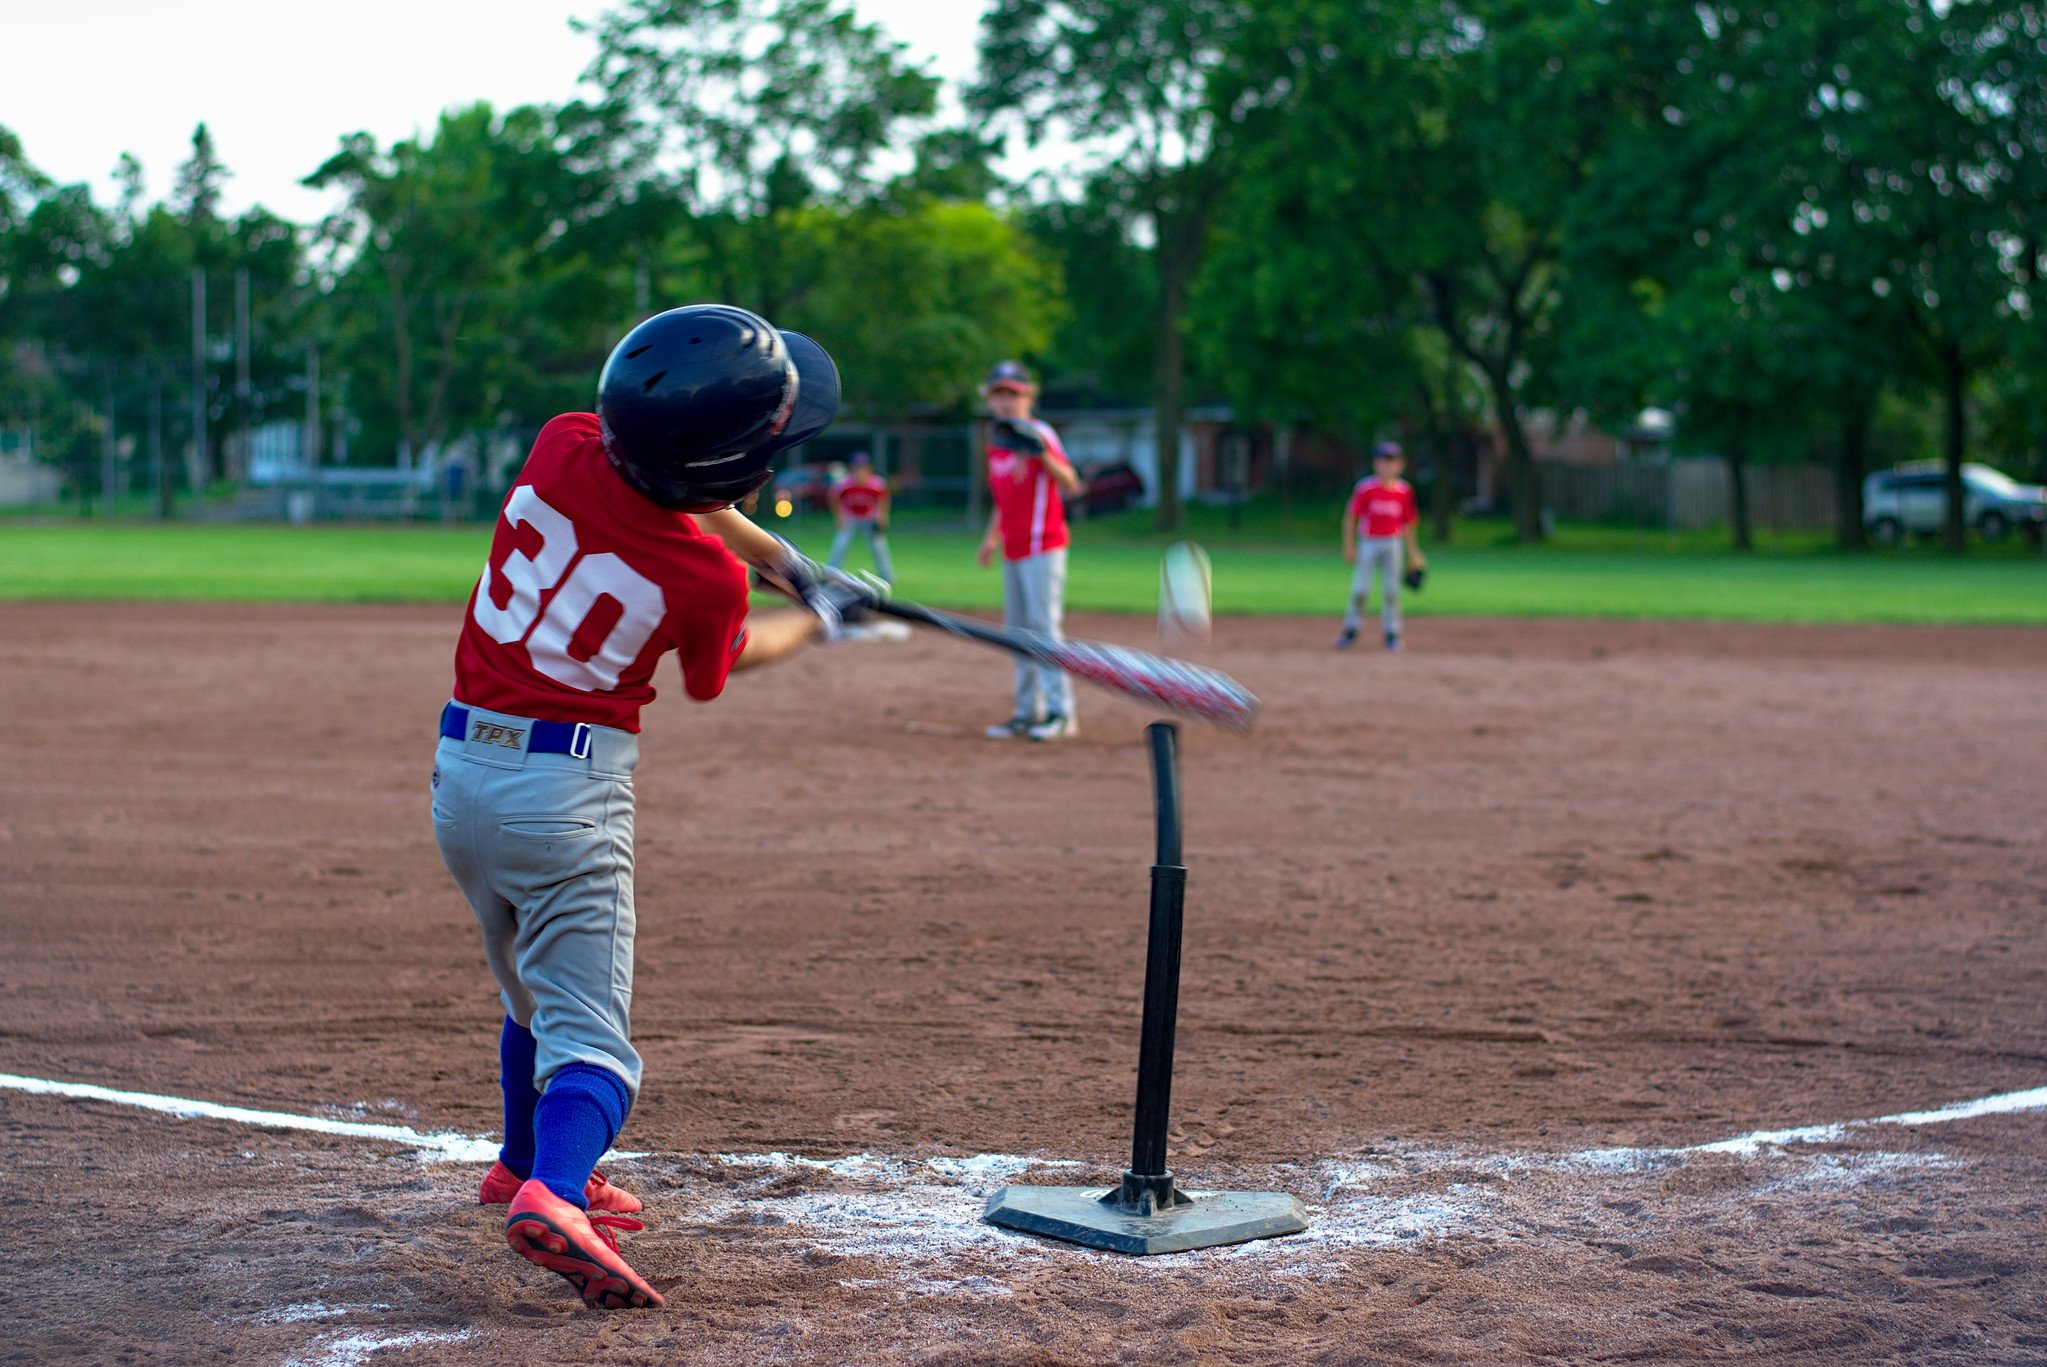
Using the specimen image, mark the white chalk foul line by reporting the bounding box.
[1682,1084,2047,1156]
[0,1072,500,1164]
[4,1067,2045,1278]
[4,1068,2041,1167]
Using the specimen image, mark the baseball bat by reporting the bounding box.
[871,598,1259,732]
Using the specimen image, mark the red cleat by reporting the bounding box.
[478,1160,642,1215]
[505,1178,664,1310]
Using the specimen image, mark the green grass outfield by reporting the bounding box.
[3,517,2043,624]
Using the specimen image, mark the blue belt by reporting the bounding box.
[440,703,593,760]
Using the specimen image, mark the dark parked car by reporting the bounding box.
[1071,460,1146,516]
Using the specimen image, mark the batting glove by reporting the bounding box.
[759,534,827,598]
[805,569,889,643]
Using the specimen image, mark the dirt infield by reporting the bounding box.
[3,602,2045,1365]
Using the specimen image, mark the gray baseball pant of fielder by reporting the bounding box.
[432,703,644,1097]
[1002,547,1075,721]
[826,518,895,584]
[1343,535,1405,636]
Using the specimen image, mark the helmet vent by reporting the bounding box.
[641,369,668,392]
[624,345,652,358]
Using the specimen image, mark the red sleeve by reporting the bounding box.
[671,549,752,703]
[1404,486,1419,527]
[1347,485,1369,523]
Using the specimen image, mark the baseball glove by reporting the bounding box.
[987,417,1047,457]
[1403,565,1426,592]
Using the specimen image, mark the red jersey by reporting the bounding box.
[832,470,887,520]
[986,418,1070,561]
[1347,477,1417,539]
[452,413,751,732]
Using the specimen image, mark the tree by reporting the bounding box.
[1785,0,2031,552]
[1021,184,1155,404]
[584,0,1067,449]
[1193,0,1453,527]
[582,0,940,318]
[973,0,1247,532]
[1549,2,1900,549]
[306,104,625,466]
[790,198,1063,419]
[1209,0,1694,542]
[171,124,229,227]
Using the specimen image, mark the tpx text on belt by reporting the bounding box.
[441,702,593,759]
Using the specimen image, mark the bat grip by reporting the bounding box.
[870,598,1021,651]
[869,598,946,629]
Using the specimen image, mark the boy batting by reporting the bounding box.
[433,304,880,1310]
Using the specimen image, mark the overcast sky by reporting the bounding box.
[3,0,987,222]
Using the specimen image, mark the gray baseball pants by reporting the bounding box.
[1344,536,1405,636]
[432,703,643,1096]
[826,518,894,584]
[1002,547,1075,722]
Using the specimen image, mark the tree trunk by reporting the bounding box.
[1149,164,1222,538]
[1434,344,1463,543]
[1151,264,1187,533]
[1940,338,1967,554]
[1488,370,1543,542]
[384,261,417,469]
[1834,405,1870,551]
[1727,446,1753,552]
[423,294,470,458]
[1274,423,1293,536]
[1410,376,1452,544]
[1436,430,1466,543]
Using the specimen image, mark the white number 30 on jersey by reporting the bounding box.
[471,487,665,692]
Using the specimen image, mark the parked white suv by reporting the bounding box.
[1863,462,2047,544]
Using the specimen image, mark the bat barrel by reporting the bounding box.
[1110,722,1193,1213]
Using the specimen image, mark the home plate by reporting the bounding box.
[842,621,912,643]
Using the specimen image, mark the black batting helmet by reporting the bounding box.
[596,304,840,512]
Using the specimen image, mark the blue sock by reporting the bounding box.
[531,1063,632,1209]
[496,1018,539,1180]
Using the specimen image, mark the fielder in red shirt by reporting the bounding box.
[435,305,881,1310]
[1338,441,1427,652]
[975,360,1083,740]
[825,449,893,584]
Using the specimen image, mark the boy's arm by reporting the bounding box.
[1037,428,1083,495]
[1341,504,1358,564]
[876,485,890,530]
[1042,452,1083,496]
[697,506,788,568]
[977,509,1002,567]
[730,606,824,673]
